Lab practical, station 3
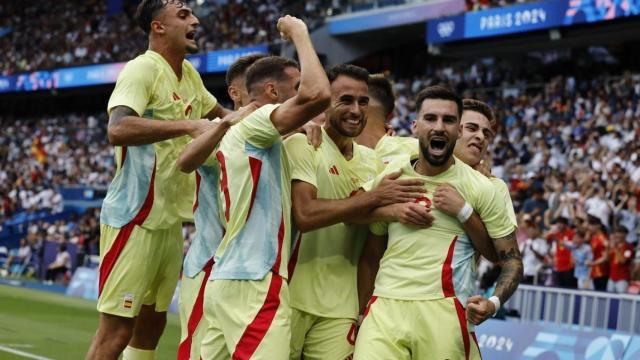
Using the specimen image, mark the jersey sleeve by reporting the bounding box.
[234,104,281,149]
[107,58,155,116]
[471,178,517,239]
[284,134,317,188]
[491,177,518,228]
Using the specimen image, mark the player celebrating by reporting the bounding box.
[176,54,264,360]
[86,1,229,359]
[196,16,330,359]
[285,64,427,359]
[356,86,522,360]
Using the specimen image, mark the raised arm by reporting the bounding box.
[270,16,330,135]
[178,104,258,173]
[107,106,215,146]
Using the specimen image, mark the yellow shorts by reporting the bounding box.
[97,223,182,318]
[290,308,356,360]
[178,259,214,360]
[354,296,481,360]
[201,272,291,360]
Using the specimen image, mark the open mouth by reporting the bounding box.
[186,31,196,41]
[345,118,360,125]
[429,137,447,156]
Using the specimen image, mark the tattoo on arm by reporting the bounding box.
[493,231,523,304]
[109,106,138,127]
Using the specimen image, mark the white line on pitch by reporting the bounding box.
[0,345,54,360]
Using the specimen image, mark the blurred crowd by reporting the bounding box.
[389,64,640,294]
[0,0,340,75]
[0,113,113,223]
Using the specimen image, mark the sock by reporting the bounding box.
[122,346,156,360]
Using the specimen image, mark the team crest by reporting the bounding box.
[123,293,134,310]
[415,196,432,209]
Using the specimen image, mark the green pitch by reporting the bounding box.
[0,284,180,359]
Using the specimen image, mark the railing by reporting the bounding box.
[506,284,640,334]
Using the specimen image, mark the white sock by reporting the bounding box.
[122,346,156,360]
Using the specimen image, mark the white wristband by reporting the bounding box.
[488,296,501,317]
[457,202,473,223]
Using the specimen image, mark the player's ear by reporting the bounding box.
[151,20,165,34]
[411,119,417,134]
[265,82,278,101]
[457,122,463,139]
[228,85,240,104]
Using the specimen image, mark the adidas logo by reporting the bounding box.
[329,165,340,175]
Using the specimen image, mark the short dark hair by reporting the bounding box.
[245,56,299,95]
[555,217,569,225]
[225,54,267,87]
[135,0,186,35]
[414,85,462,118]
[326,64,370,84]
[463,99,496,128]
[368,74,395,118]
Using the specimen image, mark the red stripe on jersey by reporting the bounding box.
[363,296,378,319]
[441,236,458,298]
[216,151,231,221]
[454,298,471,360]
[247,156,262,219]
[177,258,214,360]
[287,232,302,281]
[99,158,157,295]
[272,214,285,274]
[232,274,283,360]
[193,171,201,213]
[471,332,482,359]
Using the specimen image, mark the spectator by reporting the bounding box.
[45,243,71,284]
[569,229,593,290]
[615,194,639,244]
[547,217,577,288]
[607,226,634,293]
[588,216,610,291]
[520,222,549,285]
[3,238,31,274]
[522,188,548,227]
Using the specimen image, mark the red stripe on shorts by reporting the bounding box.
[454,298,471,360]
[216,151,231,221]
[177,258,215,360]
[99,159,157,295]
[247,156,262,219]
[232,274,283,360]
[441,236,458,297]
[287,232,302,281]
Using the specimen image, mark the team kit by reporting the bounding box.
[85,1,523,359]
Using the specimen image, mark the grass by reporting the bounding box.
[0,284,180,359]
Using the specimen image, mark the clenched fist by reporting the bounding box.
[277,15,308,41]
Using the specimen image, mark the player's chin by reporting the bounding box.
[186,44,199,54]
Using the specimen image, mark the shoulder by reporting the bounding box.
[355,143,377,160]
[284,132,312,149]
[456,159,494,189]
[124,54,159,74]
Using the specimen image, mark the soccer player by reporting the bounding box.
[355,86,522,360]
[176,54,264,360]
[196,16,331,359]
[86,1,230,359]
[285,64,428,360]
[360,78,500,262]
[355,74,418,165]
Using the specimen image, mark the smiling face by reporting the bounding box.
[454,110,495,167]
[413,98,461,167]
[325,75,370,138]
[153,1,200,54]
